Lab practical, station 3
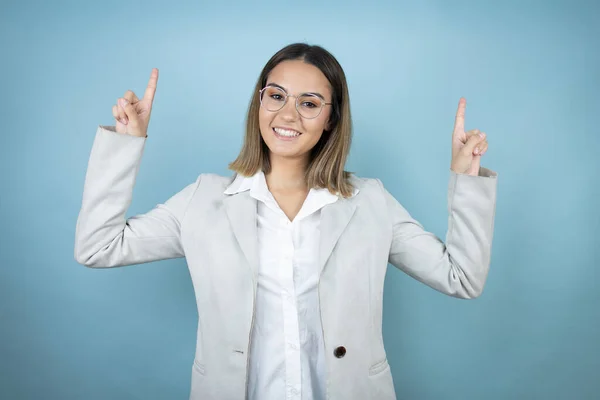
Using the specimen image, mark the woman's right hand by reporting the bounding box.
[111,68,159,137]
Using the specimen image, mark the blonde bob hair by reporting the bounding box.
[228,43,354,198]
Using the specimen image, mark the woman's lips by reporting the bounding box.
[272,127,301,141]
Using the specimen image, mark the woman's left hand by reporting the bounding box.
[450,98,489,176]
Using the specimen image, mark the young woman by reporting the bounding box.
[75,43,497,400]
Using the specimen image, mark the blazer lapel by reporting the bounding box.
[318,199,357,275]
[223,192,259,281]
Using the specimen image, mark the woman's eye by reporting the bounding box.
[271,94,284,100]
[302,101,317,108]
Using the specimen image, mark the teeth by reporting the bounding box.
[274,127,300,137]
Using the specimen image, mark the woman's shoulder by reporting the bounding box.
[347,173,387,198]
[196,172,236,192]
[196,172,235,184]
[177,172,236,201]
[348,173,383,190]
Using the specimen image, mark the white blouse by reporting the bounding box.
[227,170,340,400]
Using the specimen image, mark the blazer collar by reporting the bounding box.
[223,171,360,281]
[223,173,253,195]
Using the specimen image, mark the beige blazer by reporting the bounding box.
[75,126,498,399]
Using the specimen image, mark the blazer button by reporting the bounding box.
[334,346,346,358]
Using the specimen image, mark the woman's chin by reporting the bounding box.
[266,144,308,161]
[269,149,301,159]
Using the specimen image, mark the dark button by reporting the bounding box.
[334,346,346,358]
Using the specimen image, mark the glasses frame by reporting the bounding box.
[258,84,332,119]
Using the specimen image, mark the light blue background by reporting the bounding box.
[1,0,598,399]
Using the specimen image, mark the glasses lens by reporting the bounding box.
[297,94,323,119]
[260,86,286,112]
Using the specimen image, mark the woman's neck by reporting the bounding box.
[265,155,308,192]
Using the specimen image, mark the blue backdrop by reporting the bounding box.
[1,1,598,399]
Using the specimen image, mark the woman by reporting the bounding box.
[75,43,497,400]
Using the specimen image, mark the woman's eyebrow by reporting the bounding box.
[266,82,326,100]
[266,82,288,92]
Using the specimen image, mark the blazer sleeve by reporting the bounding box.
[381,167,498,298]
[74,125,200,268]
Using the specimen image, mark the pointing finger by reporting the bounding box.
[453,97,466,135]
[143,68,159,103]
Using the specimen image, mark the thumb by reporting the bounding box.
[463,132,486,155]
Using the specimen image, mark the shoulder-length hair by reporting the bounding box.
[228,43,354,197]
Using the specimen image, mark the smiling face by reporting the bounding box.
[259,59,333,165]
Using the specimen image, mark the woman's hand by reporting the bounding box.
[450,98,489,176]
[111,68,159,137]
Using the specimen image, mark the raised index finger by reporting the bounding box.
[453,97,466,135]
[143,68,159,103]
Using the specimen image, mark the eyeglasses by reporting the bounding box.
[259,85,332,119]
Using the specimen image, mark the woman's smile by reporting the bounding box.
[273,126,302,141]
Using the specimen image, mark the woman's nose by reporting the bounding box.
[279,96,299,120]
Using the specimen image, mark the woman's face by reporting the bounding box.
[259,59,333,164]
